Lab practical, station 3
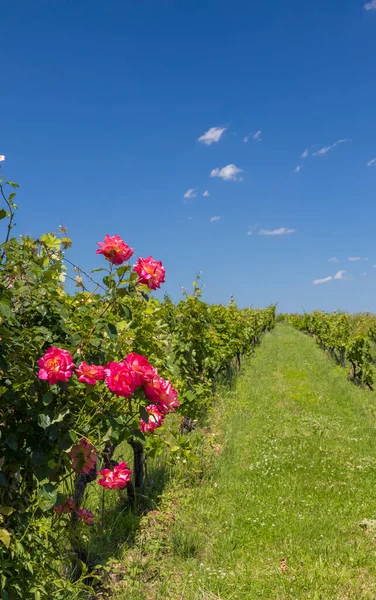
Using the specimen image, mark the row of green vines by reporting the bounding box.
[286,310,376,389]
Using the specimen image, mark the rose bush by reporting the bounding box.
[0,170,275,598]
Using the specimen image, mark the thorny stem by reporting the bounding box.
[76,265,132,354]
[63,256,107,293]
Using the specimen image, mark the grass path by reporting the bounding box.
[111,325,376,599]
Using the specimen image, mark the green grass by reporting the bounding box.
[106,325,376,599]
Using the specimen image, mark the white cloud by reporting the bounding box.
[311,139,348,157]
[313,268,347,285]
[244,130,262,143]
[246,224,259,236]
[183,188,197,199]
[198,126,227,145]
[258,227,295,236]
[334,270,346,280]
[348,256,360,261]
[361,272,367,276]
[365,0,376,9]
[367,158,376,167]
[210,216,221,222]
[301,148,309,159]
[210,164,243,181]
[294,166,303,173]
[202,190,210,197]
[328,257,339,262]
[313,276,333,285]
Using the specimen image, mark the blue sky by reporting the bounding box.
[1,0,376,313]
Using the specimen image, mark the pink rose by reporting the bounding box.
[69,438,98,475]
[145,375,179,413]
[140,404,165,434]
[97,461,132,489]
[53,497,75,514]
[134,256,165,290]
[37,347,75,385]
[125,352,155,385]
[77,508,94,525]
[96,234,133,265]
[104,361,139,397]
[76,362,105,385]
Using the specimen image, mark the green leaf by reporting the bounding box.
[31,451,46,466]
[140,406,149,423]
[117,288,129,298]
[51,407,70,424]
[5,435,17,451]
[42,392,53,406]
[35,462,53,482]
[0,301,12,320]
[59,430,76,450]
[40,233,61,250]
[119,304,132,319]
[0,507,14,516]
[103,275,113,287]
[0,529,11,549]
[91,268,106,273]
[37,414,51,429]
[47,426,58,442]
[0,209,7,220]
[116,265,130,277]
[37,483,57,512]
[105,323,118,340]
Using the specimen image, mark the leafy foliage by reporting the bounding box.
[286,310,376,388]
[0,174,275,597]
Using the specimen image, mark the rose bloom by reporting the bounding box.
[125,352,154,385]
[53,497,75,514]
[69,438,98,475]
[140,404,165,434]
[76,362,105,385]
[38,347,75,385]
[0,156,5,162]
[97,461,132,490]
[145,375,180,413]
[134,256,165,290]
[104,361,139,397]
[96,234,133,265]
[77,508,94,525]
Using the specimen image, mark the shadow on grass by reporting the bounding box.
[75,454,174,595]
[77,354,256,592]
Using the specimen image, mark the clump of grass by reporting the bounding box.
[171,524,203,559]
